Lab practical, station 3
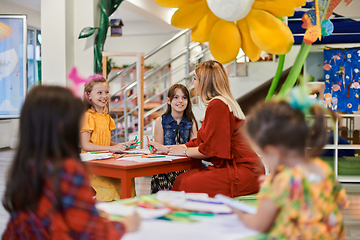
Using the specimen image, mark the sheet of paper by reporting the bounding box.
[177,201,232,214]
[215,194,257,214]
[124,149,150,154]
[117,155,187,162]
[117,155,172,162]
[96,202,135,216]
[122,214,259,240]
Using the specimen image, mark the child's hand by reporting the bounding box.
[258,175,267,188]
[148,142,168,154]
[167,145,186,156]
[110,143,127,153]
[121,212,141,233]
[230,206,247,222]
[125,139,136,149]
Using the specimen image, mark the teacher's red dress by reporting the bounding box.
[172,99,265,197]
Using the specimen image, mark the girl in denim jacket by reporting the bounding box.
[150,84,198,193]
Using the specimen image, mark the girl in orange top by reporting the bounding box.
[80,75,136,201]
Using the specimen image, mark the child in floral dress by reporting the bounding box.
[235,91,349,239]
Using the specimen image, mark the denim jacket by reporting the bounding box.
[162,113,192,145]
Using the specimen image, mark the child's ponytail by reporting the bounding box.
[306,105,328,157]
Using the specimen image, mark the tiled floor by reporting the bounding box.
[0,148,359,238]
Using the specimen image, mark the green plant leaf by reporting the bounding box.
[78,27,97,39]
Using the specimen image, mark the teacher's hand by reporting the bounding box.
[167,145,186,156]
[148,142,169,154]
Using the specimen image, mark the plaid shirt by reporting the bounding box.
[3,158,126,240]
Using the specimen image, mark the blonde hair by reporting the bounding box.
[83,75,110,114]
[195,60,245,119]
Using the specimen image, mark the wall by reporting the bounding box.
[1,0,41,28]
[305,52,324,81]
[0,1,41,148]
[228,45,301,99]
[191,45,301,120]
[105,22,180,96]
[105,21,175,67]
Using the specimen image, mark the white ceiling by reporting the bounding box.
[110,5,148,22]
[6,0,148,23]
[6,0,41,12]
[6,0,359,24]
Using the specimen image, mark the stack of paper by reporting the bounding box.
[96,202,170,220]
[80,152,113,161]
[156,191,232,214]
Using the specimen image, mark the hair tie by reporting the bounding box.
[287,86,317,115]
[88,74,105,82]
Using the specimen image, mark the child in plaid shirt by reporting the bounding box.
[2,86,140,239]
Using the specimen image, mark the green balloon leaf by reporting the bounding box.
[78,0,124,73]
[278,41,312,97]
[265,54,285,101]
[78,27,98,39]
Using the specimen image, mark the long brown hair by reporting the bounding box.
[3,86,85,212]
[244,100,327,158]
[195,60,245,119]
[83,75,110,113]
[164,84,198,130]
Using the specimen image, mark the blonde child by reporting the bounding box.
[151,84,198,193]
[3,86,140,239]
[236,95,349,239]
[80,75,136,201]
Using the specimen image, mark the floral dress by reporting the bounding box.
[258,158,349,239]
[81,109,135,201]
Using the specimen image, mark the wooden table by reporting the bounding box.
[85,157,202,199]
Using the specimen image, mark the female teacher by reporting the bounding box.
[149,60,265,197]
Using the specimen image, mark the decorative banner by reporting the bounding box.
[276,0,354,99]
[323,48,360,113]
[0,15,26,119]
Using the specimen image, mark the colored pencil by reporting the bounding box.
[89,150,110,154]
[147,136,152,152]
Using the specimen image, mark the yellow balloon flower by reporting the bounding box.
[156,0,306,64]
